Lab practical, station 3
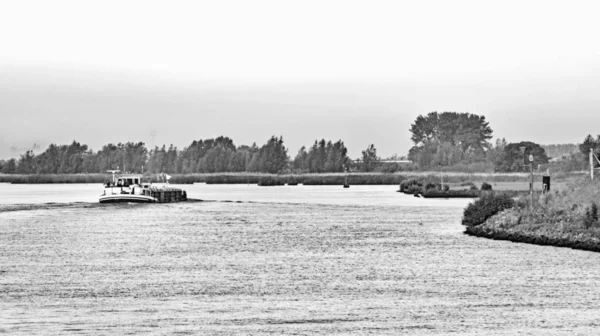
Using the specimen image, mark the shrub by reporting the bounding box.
[422,189,480,198]
[481,182,493,191]
[443,184,450,192]
[470,184,478,191]
[400,178,423,192]
[425,182,440,190]
[405,185,422,195]
[462,192,515,227]
[584,202,599,229]
[258,176,284,186]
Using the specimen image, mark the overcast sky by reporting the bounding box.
[1,0,599,159]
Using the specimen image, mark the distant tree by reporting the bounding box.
[309,140,327,173]
[579,134,600,157]
[361,144,379,172]
[177,136,238,173]
[408,139,437,169]
[164,144,177,173]
[543,143,579,160]
[291,139,349,173]
[486,138,508,166]
[95,142,148,173]
[431,142,463,167]
[293,146,309,172]
[255,136,288,174]
[227,149,250,172]
[408,111,493,169]
[495,141,549,172]
[1,158,16,174]
[16,150,36,174]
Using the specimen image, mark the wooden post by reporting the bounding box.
[530,162,534,209]
[439,164,443,190]
[591,148,594,181]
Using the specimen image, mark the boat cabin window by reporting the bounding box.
[116,177,141,187]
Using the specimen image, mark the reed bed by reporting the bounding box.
[0,174,107,184]
[0,171,582,185]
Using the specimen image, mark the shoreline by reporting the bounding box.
[464,225,600,253]
[462,176,600,253]
[0,172,576,185]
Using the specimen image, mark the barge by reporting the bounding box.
[99,171,187,203]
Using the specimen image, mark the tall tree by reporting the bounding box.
[361,144,379,172]
[1,159,16,174]
[256,136,289,173]
[293,146,309,172]
[579,134,600,157]
[486,138,508,166]
[409,111,493,168]
[16,150,36,174]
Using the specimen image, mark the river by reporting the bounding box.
[1,184,599,335]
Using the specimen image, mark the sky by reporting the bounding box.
[1,0,599,159]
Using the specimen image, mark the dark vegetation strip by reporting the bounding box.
[0,172,546,185]
[398,179,527,198]
[464,225,600,253]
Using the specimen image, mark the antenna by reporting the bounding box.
[150,130,157,148]
[10,146,18,158]
[107,169,121,184]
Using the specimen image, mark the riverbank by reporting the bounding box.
[463,176,600,253]
[465,224,600,252]
[0,171,579,185]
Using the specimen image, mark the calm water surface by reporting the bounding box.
[1,184,600,335]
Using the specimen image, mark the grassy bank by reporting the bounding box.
[463,176,600,253]
[0,171,583,185]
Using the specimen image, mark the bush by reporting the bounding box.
[443,184,450,191]
[584,202,599,229]
[481,182,493,191]
[400,178,423,193]
[422,189,480,198]
[258,176,285,186]
[405,185,422,195]
[462,192,515,227]
[425,182,440,190]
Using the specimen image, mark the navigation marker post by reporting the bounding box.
[591,148,600,180]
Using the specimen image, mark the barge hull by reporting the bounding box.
[99,195,157,203]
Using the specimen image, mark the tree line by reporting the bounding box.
[0,136,365,175]
[407,111,598,173]
[2,111,596,175]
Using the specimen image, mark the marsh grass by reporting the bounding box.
[0,174,106,184]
